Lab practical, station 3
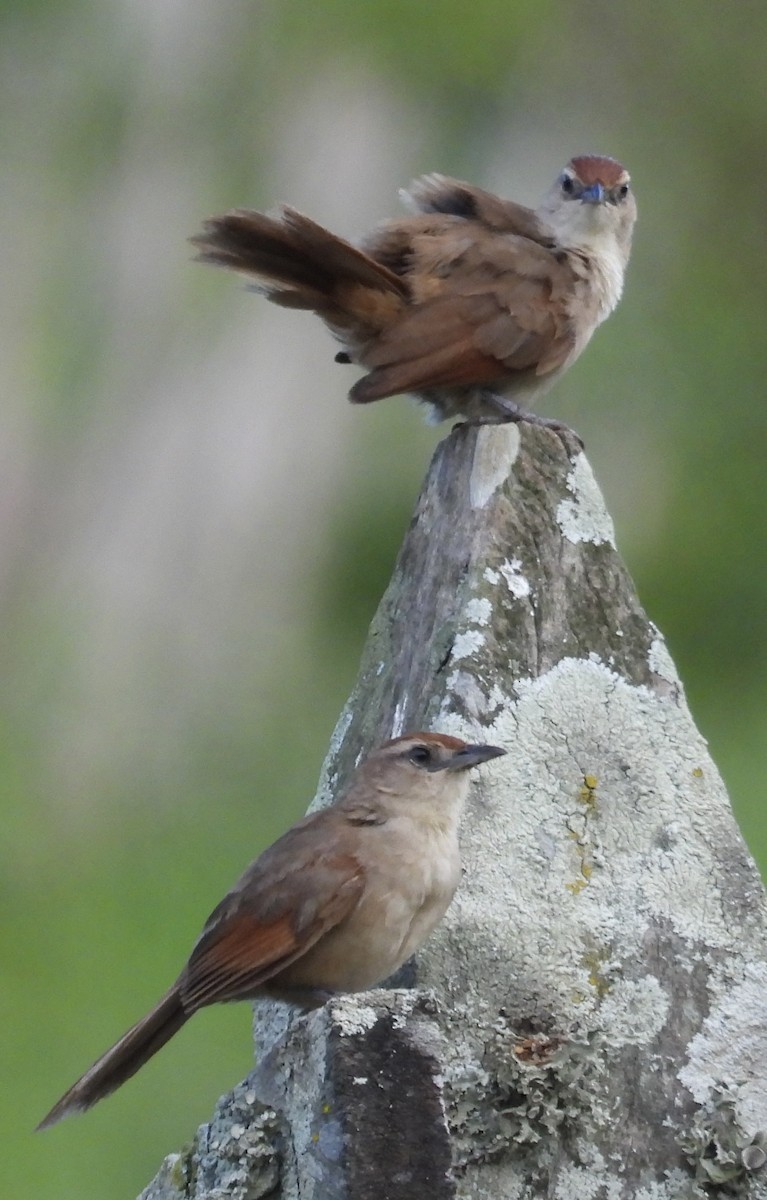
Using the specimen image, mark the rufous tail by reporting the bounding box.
[37,985,189,1129]
[191,207,408,341]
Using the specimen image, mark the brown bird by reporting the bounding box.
[191,155,636,431]
[38,731,505,1128]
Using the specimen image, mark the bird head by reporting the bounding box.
[353,732,505,822]
[538,154,636,259]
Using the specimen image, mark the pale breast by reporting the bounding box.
[283,822,461,992]
[566,242,626,329]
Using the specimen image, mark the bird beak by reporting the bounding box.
[580,182,605,205]
[439,743,507,772]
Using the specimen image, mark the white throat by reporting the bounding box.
[578,237,627,322]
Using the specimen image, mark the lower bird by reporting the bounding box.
[38,731,505,1128]
[191,155,636,431]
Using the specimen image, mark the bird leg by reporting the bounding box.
[475,390,584,448]
[264,985,336,1010]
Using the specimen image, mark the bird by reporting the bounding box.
[37,731,505,1128]
[191,155,636,433]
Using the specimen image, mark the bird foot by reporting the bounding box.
[473,391,584,450]
[266,985,335,1010]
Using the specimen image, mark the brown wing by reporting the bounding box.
[180,813,365,1010]
[403,174,556,243]
[351,225,575,402]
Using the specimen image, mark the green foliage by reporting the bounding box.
[271,0,550,91]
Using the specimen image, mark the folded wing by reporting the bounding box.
[352,223,576,402]
[181,818,366,1008]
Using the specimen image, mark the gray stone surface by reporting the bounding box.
[141,424,767,1199]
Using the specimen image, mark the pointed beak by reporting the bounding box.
[441,743,507,772]
[580,182,605,205]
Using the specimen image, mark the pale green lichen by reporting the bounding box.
[444,1020,607,1172]
[556,456,616,546]
[422,648,758,1197]
[499,558,531,599]
[680,964,767,1138]
[450,628,487,663]
[138,1088,280,1200]
[677,1082,767,1191]
[465,596,493,626]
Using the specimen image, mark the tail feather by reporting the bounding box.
[37,985,188,1129]
[192,207,408,304]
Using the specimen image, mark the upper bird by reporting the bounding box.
[192,155,636,432]
[37,731,505,1128]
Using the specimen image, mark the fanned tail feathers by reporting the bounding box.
[192,207,408,337]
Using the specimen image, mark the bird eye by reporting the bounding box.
[560,174,575,195]
[408,745,432,766]
[617,183,630,200]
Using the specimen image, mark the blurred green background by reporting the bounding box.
[3,2,766,1196]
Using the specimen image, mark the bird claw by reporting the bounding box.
[525,413,585,453]
[474,391,584,450]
